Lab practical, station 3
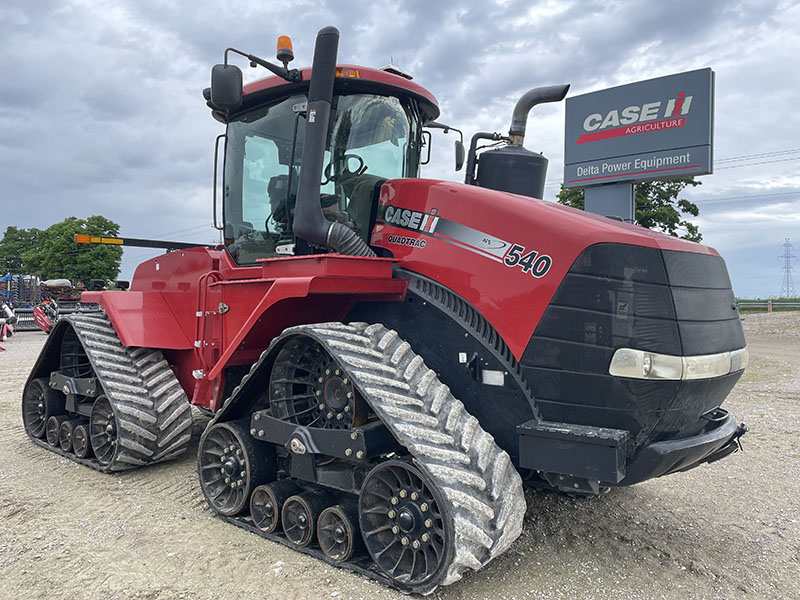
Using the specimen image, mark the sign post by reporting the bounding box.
[564,68,714,220]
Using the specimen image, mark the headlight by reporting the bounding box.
[608,349,683,380]
[609,346,748,380]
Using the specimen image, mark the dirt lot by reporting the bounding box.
[1,313,798,600]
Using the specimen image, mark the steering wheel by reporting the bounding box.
[322,153,367,185]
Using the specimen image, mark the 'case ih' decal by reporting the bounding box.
[378,205,552,277]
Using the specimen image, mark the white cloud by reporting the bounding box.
[0,0,798,296]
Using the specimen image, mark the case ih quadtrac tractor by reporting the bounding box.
[22,27,748,594]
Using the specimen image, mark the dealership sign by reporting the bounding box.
[563,68,714,188]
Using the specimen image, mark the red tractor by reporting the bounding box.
[22,27,748,593]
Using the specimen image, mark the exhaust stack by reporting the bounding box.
[508,84,570,145]
[293,26,375,257]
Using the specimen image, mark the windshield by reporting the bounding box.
[223,93,421,265]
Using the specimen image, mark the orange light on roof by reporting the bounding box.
[336,67,360,79]
[277,36,293,52]
[74,234,91,244]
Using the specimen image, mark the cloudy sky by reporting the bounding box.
[1,0,798,297]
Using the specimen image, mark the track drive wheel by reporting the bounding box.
[269,336,367,430]
[22,377,65,439]
[359,460,450,589]
[89,395,118,466]
[198,420,274,516]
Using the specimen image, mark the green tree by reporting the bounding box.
[0,226,42,273]
[20,216,123,283]
[557,177,702,242]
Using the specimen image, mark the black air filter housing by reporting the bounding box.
[476,145,548,199]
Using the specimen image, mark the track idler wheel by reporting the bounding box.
[72,423,93,459]
[359,460,451,589]
[198,420,275,517]
[281,490,329,547]
[22,377,65,439]
[250,480,300,534]
[59,418,84,452]
[89,395,117,466]
[318,500,362,563]
[46,415,70,446]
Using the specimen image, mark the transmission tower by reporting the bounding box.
[779,238,796,297]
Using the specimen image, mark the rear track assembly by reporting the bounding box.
[23,311,193,472]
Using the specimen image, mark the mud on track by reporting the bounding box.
[1,313,798,600]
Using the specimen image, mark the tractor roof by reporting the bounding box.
[238,64,440,123]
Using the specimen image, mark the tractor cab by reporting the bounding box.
[207,49,440,266]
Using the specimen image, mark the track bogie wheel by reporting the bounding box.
[281,490,329,547]
[46,415,69,446]
[318,501,361,563]
[359,460,451,589]
[22,377,65,439]
[250,480,300,534]
[198,420,274,517]
[59,419,81,452]
[72,423,93,458]
[89,395,117,466]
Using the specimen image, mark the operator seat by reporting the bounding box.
[345,175,385,241]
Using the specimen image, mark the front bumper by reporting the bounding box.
[619,413,747,485]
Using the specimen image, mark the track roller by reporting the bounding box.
[46,415,70,447]
[198,420,275,516]
[22,377,65,439]
[281,490,330,547]
[59,418,84,452]
[318,500,361,563]
[250,480,300,534]
[72,423,93,459]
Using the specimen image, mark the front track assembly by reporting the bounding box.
[22,311,193,472]
[198,322,526,594]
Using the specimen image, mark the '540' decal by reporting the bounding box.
[503,244,552,278]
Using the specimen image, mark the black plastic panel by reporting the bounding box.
[569,243,668,284]
[663,250,732,288]
[533,306,681,357]
[648,371,743,442]
[671,287,738,320]
[678,320,747,355]
[553,273,676,318]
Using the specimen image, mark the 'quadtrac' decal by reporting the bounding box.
[377,205,552,277]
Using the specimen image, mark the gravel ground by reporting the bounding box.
[0,312,798,600]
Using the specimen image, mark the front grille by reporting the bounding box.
[521,242,744,454]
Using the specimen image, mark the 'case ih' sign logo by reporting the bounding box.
[578,92,692,144]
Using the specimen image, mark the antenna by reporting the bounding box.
[779,238,797,297]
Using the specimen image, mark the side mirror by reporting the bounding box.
[89,279,105,291]
[114,280,130,291]
[454,140,465,172]
[211,64,243,110]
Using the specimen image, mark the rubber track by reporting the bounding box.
[222,322,526,593]
[26,311,193,472]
